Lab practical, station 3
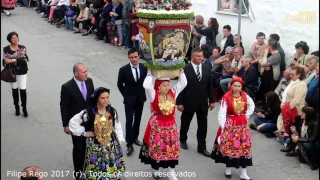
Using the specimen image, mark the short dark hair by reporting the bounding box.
[7,31,19,43]
[223,25,231,31]
[295,41,309,54]
[268,39,278,49]
[256,32,265,39]
[311,50,319,57]
[191,47,203,55]
[213,47,221,53]
[292,66,306,80]
[269,34,280,41]
[128,47,139,56]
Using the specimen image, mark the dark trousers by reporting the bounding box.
[180,107,208,149]
[74,19,89,30]
[94,13,100,35]
[303,142,319,165]
[71,135,86,178]
[97,19,107,39]
[125,102,144,147]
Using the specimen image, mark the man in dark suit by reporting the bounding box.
[60,63,94,180]
[177,47,215,157]
[117,47,147,156]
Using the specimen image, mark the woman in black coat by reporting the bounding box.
[291,107,319,170]
[2,32,29,117]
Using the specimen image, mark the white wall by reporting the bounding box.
[190,0,319,63]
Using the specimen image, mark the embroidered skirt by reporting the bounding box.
[2,0,15,10]
[139,115,179,170]
[211,115,253,168]
[82,133,125,180]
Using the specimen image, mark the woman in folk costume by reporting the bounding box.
[139,69,187,180]
[211,77,255,180]
[1,0,15,16]
[69,87,125,180]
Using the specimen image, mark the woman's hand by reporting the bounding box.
[4,59,16,64]
[85,131,95,137]
[147,68,151,73]
[291,135,299,143]
[290,126,296,133]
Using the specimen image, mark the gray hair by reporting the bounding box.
[73,62,85,74]
[225,46,234,53]
[240,55,253,62]
[307,55,319,64]
[79,2,86,9]
[268,39,278,49]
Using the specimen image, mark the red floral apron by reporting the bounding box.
[218,91,252,158]
[142,90,180,161]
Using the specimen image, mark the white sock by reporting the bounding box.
[168,167,178,180]
[225,167,231,175]
[240,167,250,179]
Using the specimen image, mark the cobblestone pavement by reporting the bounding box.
[1,7,318,180]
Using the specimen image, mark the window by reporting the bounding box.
[217,0,250,16]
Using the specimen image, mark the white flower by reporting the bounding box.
[138,9,193,14]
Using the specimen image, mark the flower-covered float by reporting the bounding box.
[136,0,194,78]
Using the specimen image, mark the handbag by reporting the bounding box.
[65,9,76,17]
[1,65,16,83]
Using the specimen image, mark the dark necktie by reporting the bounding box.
[133,67,139,82]
[196,66,201,81]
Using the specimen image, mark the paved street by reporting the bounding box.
[1,7,318,180]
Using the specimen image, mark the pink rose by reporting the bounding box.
[155,135,161,143]
[228,133,234,141]
[233,140,240,148]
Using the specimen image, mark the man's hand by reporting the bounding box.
[64,127,71,135]
[209,103,215,111]
[177,105,184,112]
[304,67,309,73]
[190,21,196,26]
[85,131,95,137]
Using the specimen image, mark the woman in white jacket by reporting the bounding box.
[69,87,125,180]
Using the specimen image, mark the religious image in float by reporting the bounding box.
[136,0,194,78]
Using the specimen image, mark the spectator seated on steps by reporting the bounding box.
[289,107,319,170]
[249,91,281,137]
[74,2,90,36]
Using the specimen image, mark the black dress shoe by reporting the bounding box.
[310,164,319,170]
[285,151,297,156]
[249,124,257,130]
[180,141,188,149]
[133,139,143,146]
[280,147,293,152]
[197,149,211,157]
[225,173,232,179]
[126,146,134,156]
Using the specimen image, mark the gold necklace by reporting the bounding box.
[94,111,113,148]
[158,93,175,115]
